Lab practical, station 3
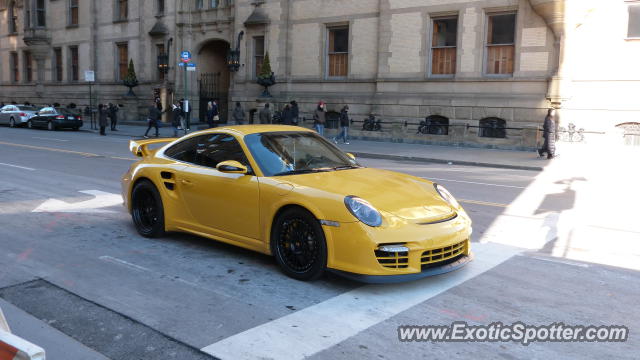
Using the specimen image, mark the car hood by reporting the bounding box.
[282,167,456,222]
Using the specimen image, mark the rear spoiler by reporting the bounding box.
[129,138,177,157]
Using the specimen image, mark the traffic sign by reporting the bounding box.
[84,70,95,82]
[180,51,192,63]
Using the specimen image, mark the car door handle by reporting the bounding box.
[180,179,194,186]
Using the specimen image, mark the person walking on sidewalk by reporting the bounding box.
[171,103,185,137]
[207,100,219,128]
[259,103,271,124]
[334,105,350,144]
[144,100,163,138]
[282,104,294,125]
[313,101,327,136]
[108,103,119,131]
[290,100,299,125]
[232,102,245,125]
[98,104,108,136]
[538,108,557,159]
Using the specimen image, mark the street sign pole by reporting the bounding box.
[85,70,96,130]
[180,51,192,128]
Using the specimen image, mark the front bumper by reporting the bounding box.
[329,252,473,283]
[322,211,472,281]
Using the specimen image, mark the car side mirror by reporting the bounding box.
[346,152,356,161]
[217,160,248,175]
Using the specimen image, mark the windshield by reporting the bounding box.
[244,131,360,176]
[18,106,37,111]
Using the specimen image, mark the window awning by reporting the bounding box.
[149,21,169,37]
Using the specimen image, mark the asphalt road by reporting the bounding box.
[0,126,637,360]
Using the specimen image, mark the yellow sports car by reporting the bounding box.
[122,125,472,283]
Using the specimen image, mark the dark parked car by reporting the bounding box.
[28,107,83,131]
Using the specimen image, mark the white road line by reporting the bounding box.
[0,162,36,171]
[425,177,526,189]
[519,254,590,268]
[32,136,69,142]
[201,242,522,360]
[99,256,151,272]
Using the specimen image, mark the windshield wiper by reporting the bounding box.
[273,168,332,176]
[332,165,362,171]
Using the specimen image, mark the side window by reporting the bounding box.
[164,136,202,164]
[195,134,249,169]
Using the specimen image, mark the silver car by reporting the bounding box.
[0,104,38,127]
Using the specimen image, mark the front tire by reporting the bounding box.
[271,207,327,281]
[131,180,165,238]
[9,118,16,128]
[27,120,33,129]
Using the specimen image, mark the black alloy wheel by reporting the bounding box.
[271,207,327,281]
[131,180,165,238]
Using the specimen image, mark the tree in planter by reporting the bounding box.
[123,59,139,96]
[256,52,276,97]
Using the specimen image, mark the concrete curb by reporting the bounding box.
[350,152,544,172]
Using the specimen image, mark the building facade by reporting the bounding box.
[0,0,637,148]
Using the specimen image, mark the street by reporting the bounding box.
[0,126,638,360]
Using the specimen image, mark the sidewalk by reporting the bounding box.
[86,123,549,171]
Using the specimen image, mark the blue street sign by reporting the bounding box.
[187,63,196,67]
[178,62,185,67]
[180,51,192,63]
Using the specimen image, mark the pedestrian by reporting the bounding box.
[207,100,219,128]
[259,103,271,124]
[171,103,184,137]
[290,100,299,125]
[282,104,294,125]
[144,100,163,138]
[232,102,245,125]
[155,97,163,111]
[334,105,350,144]
[109,103,119,131]
[313,101,327,136]
[538,108,557,159]
[98,104,108,136]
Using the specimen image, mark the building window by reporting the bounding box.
[35,0,46,27]
[210,0,218,8]
[70,46,79,81]
[431,17,458,76]
[486,13,516,75]
[629,4,640,38]
[254,36,265,78]
[24,51,33,83]
[479,117,507,138]
[157,44,165,81]
[10,52,19,83]
[419,115,450,135]
[54,48,63,82]
[157,0,165,15]
[69,0,79,26]
[326,26,349,78]
[8,2,17,34]
[116,0,128,20]
[117,43,129,81]
[196,0,203,10]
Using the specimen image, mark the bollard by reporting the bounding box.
[0,307,45,360]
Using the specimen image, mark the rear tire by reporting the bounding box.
[271,207,327,281]
[47,121,55,131]
[9,118,16,128]
[131,179,165,238]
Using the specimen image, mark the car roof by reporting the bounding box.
[203,125,315,136]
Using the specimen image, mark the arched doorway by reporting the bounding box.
[197,40,230,123]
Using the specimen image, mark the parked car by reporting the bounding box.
[28,107,83,131]
[0,104,38,127]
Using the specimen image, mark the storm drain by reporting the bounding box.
[0,279,217,360]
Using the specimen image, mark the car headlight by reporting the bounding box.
[434,184,460,209]
[344,196,382,227]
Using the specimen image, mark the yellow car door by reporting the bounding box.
[177,133,261,246]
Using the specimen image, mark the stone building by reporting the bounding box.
[0,0,637,148]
